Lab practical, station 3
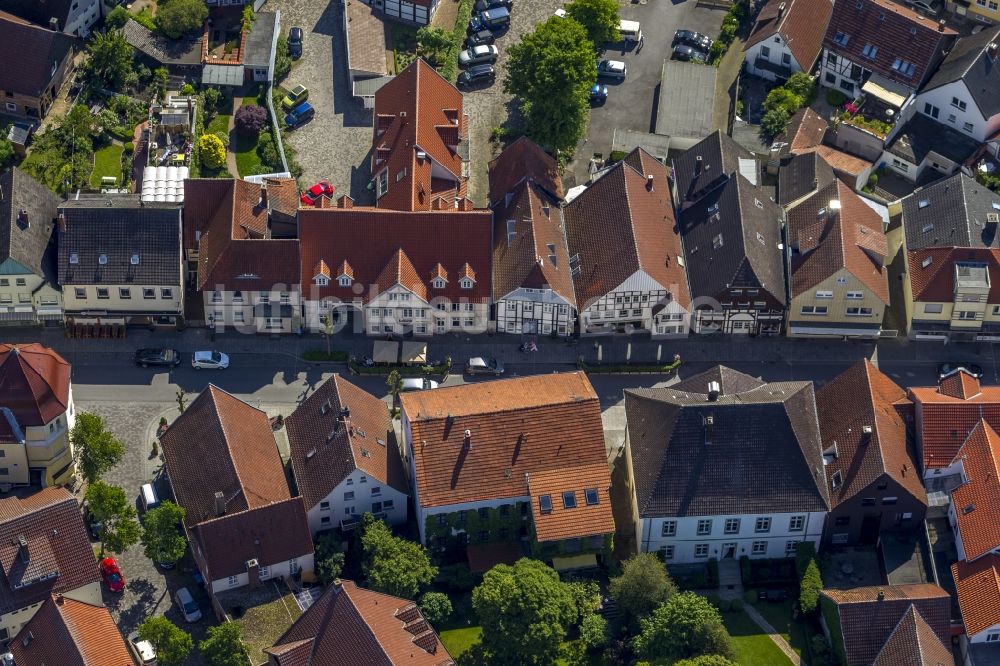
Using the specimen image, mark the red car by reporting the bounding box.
[300,180,334,206]
[100,557,125,593]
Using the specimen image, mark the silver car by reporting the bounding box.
[174,586,202,623]
[465,357,504,376]
[597,59,627,79]
[401,378,440,391]
[191,350,229,370]
[459,44,499,67]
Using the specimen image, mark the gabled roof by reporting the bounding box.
[816,360,925,508]
[57,196,181,286]
[9,595,134,666]
[527,465,615,543]
[564,148,690,310]
[907,246,1000,303]
[744,0,834,72]
[0,11,74,97]
[821,584,952,666]
[886,113,979,166]
[297,206,492,304]
[286,375,407,511]
[922,25,1000,120]
[784,107,829,153]
[952,554,1000,637]
[268,579,454,666]
[625,367,829,518]
[160,385,291,529]
[488,137,563,205]
[372,59,467,212]
[672,130,754,206]
[822,0,956,89]
[901,173,1000,251]
[674,365,766,395]
[400,373,614,538]
[778,151,836,207]
[0,487,101,616]
[949,420,1000,561]
[908,375,1000,469]
[871,605,955,666]
[122,18,203,66]
[0,343,70,427]
[0,168,61,282]
[788,180,889,302]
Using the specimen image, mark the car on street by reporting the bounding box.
[465,29,496,47]
[672,44,707,63]
[589,83,608,105]
[191,350,229,370]
[82,503,102,541]
[459,44,499,67]
[597,59,627,79]
[284,102,315,129]
[281,84,309,110]
[457,64,496,88]
[673,29,712,52]
[938,362,984,379]
[465,357,504,376]
[401,378,440,392]
[300,180,335,206]
[174,586,202,623]
[288,27,303,59]
[904,0,939,14]
[99,557,125,593]
[134,348,181,368]
[474,0,512,9]
[127,631,158,665]
[468,6,510,32]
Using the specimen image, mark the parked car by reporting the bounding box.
[466,357,504,376]
[589,83,608,105]
[904,0,939,14]
[134,348,181,368]
[174,587,202,623]
[300,180,335,206]
[468,6,511,32]
[284,102,315,128]
[459,44,499,67]
[82,502,103,541]
[457,64,496,88]
[597,59,627,79]
[465,29,496,47]
[288,27,303,59]
[99,557,125,593]
[281,84,309,110]
[672,44,707,63]
[127,631,158,665]
[401,378,440,392]
[938,362,984,379]
[474,0,512,10]
[191,350,230,370]
[673,29,712,52]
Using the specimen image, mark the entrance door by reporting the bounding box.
[860,513,881,545]
[722,543,737,558]
[29,468,44,487]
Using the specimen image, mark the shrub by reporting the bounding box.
[235,104,268,137]
[123,142,134,154]
[764,87,802,117]
[825,88,848,107]
[800,560,823,614]
[709,40,726,63]
[202,88,222,119]
[180,83,196,96]
[213,131,229,148]
[706,594,722,609]
[761,107,791,139]
[197,134,226,170]
[868,172,879,187]
[785,72,816,104]
[257,130,280,168]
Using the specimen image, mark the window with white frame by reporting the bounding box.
[460,278,473,289]
[316,275,330,286]
[259,565,270,580]
[755,517,771,533]
[227,575,239,587]
[433,278,446,289]
[697,519,712,535]
[660,545,675,560]
[789,515,805,532]
[985,631,1000,642]
[376,170,388,197]
[752,541,768,555]
[724,518,740,534]
[785,540,800,555]
[694,544,709,558]
[846,292,864,299]
[661,520,677,537]
[801,305,828,315]
[815,291,833,299]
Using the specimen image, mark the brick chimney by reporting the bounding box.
[456,197,473,211]
[259,183,268,209]
[57,213,66,232]
[246,558,261,588]
[214,491,226,517]
[336,194,354,209]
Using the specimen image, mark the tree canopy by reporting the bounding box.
[141,501,188,566]
[138,617,193,666]
[632,592,735,663]
[360,514,436,599]
[235,104,268,136]
[85,30,134,91]
[566,0,621,45]
[609,552,678,626]
[85,481,141,555]
[198,133,226,171]
[155,0,209,39]
[419,591,453,625]
[199,622,250,666]
[71,412,125,484]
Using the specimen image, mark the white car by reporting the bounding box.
[174,586,202,623]
[127,631,157,665]
[401,378,440,392]
[597,59,627,79]
[191,350,229,370]
[458,44,499,67]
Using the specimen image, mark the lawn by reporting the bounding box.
[752,597,807,657]
[230,583,303,663]
[205,113,231,137]
[439,626,482,657]
[234,133,262,177]
[90,143,124,189]
[722,609,795,666]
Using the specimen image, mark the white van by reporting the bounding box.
[141,483,160,512]
[619,19,642,42]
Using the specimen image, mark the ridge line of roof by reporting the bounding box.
[864,360,890,478]
[346,582,398,663]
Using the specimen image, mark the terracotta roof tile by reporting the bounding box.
[528,464,614,542]
[338,260,352,279]
[939,369,982,400]
[785,108,829,153]
[745,0,834,72]
[488,137,564,205]
[315,259,330,278]
[813,146,873,178]
[909,380,1000,468]
[952,554,1000,637]
[949,420,1000,561]
[908,247,1000,304]
[871,605,955,666]
[0,343,70,427]
[9,595,133,666]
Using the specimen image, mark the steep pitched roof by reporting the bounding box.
[886,113,980,166]
[0,343,70,427]
[672,130,754,206]
[488,136,563,205]
[871,605,955,666]
[564,148,690,310]
[901,173,1000,252]
[822,0,956,89]
[778,151,836,207]
[0,0,73,27]
[909,376,1000,469]
[674,365,766,395]
[160,385,291,529]
[784,107,829,153]
[922,25,1000,120]
[527,464,615,543]
[907,246,1000,304]
[0,11,74,97]
[0,487,101,616]
[0,168,61,281]
[625,368,829,518]
[821,584,952,666]
[949,420,1000,561]
[267,579,454,666]
[9,595,133,666]
[744,0,834,72]
[816,360,925,507]
[788,180,889,302]
[286,375,407,511]
[297,207,492,304]
[952,554,1000,637]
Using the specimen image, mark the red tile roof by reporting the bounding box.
[949,420,1000,561]
[528,464,614,542]
[907,247,1000,303]
[952,554,1000,637]
[298,207,492,304]
[372,59,467,212]
[9,595,133,666]
[908,379,1000,469]
[786,108,829,153]
[813,146,872,178]
[744,0,834,73]
[940,369,982,400]
[871,604,955,666]
[0,343,71,427]
[488,136,564,205]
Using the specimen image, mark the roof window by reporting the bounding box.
[918,199,929,209]
[539,495,552,514]
[585,488,599,505]
[562,491,577,509]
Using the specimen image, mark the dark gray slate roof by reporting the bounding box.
[122,18,202,66]
[244,11,277,69]
[885,113,979,166]
[922,26,1000,120]
[0,0,73,27]
[0,168,60,282]
[778,151,836,207]
[625,367,830,518]
[672,130,754,206]
[901,172,1000,250]
[57,196,181,286]
[674,366,766,396]
[678,173,787,304]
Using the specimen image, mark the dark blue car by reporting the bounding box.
[285,102,314,128]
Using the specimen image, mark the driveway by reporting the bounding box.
[566,1,726,187]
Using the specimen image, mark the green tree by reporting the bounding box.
[580,613,608,650]
[609,552,678,627]
[764,87,802,117]
[416,26,452,65]
[202,87,222,119]
[86,30,134,91]
[241,5,256,31]
[0,135,14,171]
[153,67,170,99]
[199,622,249,666]
[566,0,620,45]
[105,6,130,29]
[760,107,791,139]
[71,412,125,484]
[419,591,453,625]
[274,34,292,81]
[800,559,823,614]
[632,592,735,662]
[386,369,402,404]
[785,72,816,104]
[472,558,576,665]
[155,0,209,39]
[504,17,597,153]
[176,390,187,414]
[198,133,226,170]
[360,514,436,599]
[566,579,601,623]
[138,617,193,666]
[141,501,188,566]
[794,541,817,578]
[316,552,345,584]
[674,656,740,666]
[85,481,141,555]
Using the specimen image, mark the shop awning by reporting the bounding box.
[862,73,910,109]
[552,553,598,571]
[400,341,427,365]
[372,340,399,364]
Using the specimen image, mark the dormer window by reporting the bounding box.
[98,254,108,265]
[833,31,850,46]
[315,275,330,286]
[459,277,473,289]
[433,277,446,289]
[338,275,352,287]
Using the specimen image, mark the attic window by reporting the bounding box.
[707,203,719,215]
[98,254,108,265]
[918,199,929,209]
[338,275,352,287]
[585,488,599,505]
[460,277,473,289]
[754,198,764,209]
[921,223,933,233]
[539,495,553,514]
[562,491,577,509]
[69,253,79,264]
[833,31,850,46]
[130,254,140,265]
[757,232,766,245]
[433,277,446,289]
[962,503,975,515]
[315,275,330,286]
[832,470,843,489]
[713,234,723,249]
[862,43,878,60]
[921,256,933,268]
[506,219,516,246]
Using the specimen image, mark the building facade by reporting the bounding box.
[0,13,75,120]
[743,0,834,82]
